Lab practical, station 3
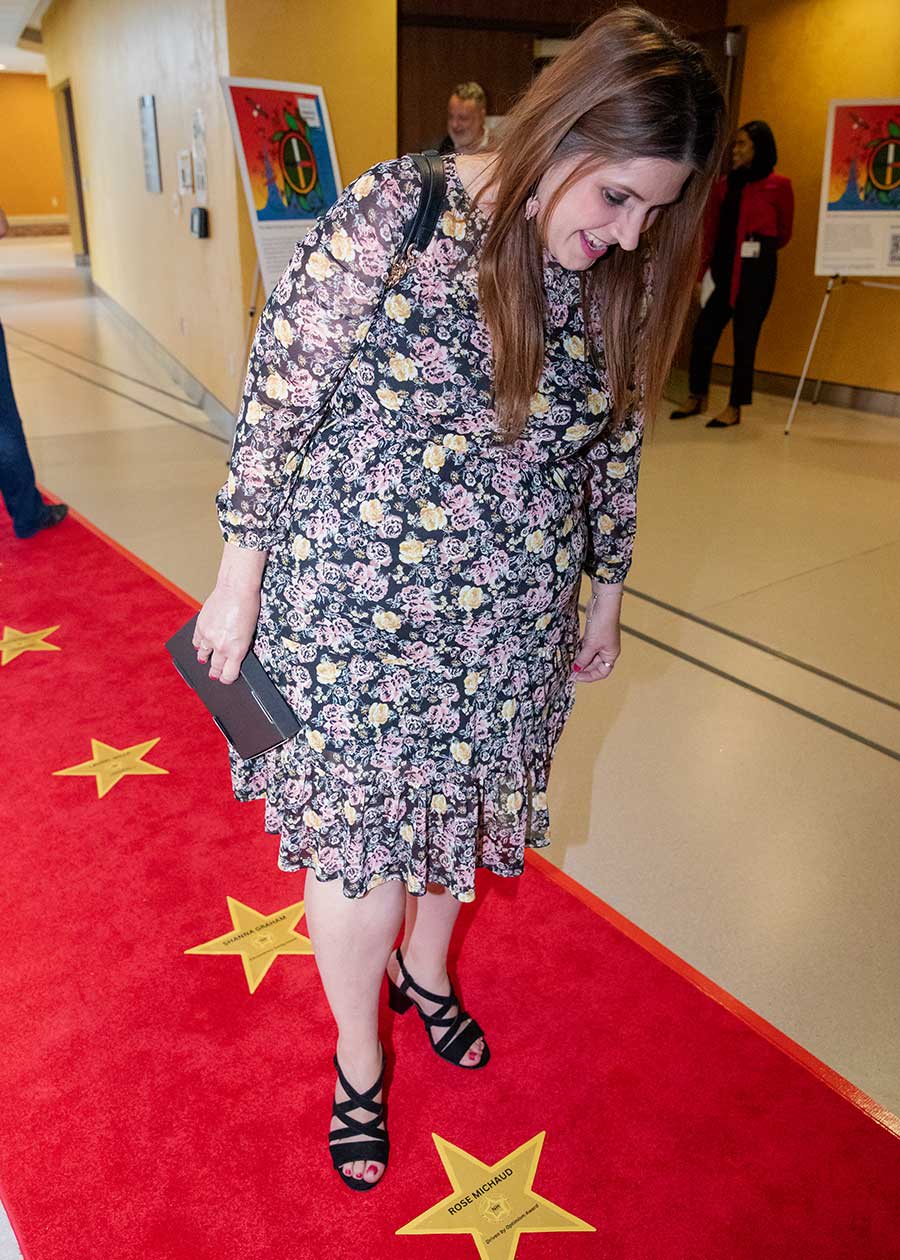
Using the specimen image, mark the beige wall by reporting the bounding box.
[724,0,900,394]
[41,0,398,414]
[42,0,244,410]
[0,73,68,217]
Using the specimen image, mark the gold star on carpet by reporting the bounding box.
[53,737,168,798]
[185,897,313,994]
[1,624,60,665]
[397,1131,595,1259]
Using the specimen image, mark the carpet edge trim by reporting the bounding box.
[36,483,201,612]
[526,849,900,1139]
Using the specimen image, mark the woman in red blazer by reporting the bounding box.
[671,120,794,427]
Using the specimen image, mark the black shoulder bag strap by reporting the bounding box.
[388,150,446,285]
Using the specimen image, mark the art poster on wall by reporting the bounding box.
[815,99,900,276]
[221,76,341,295]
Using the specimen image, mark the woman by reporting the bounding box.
[195,7,725,1191]
[671,120,794,427]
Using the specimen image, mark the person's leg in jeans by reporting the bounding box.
[671,284,732,418]
[0,322,63,537]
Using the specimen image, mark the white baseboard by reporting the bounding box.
[7,213,69,225]
[92,281,235,437]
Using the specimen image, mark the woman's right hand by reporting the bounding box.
[193,583,261,685]
[194,542,268,683]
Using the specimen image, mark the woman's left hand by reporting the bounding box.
[572,583,623,683]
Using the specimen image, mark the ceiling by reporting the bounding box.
[0,0,47,73]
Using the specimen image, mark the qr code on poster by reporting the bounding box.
[890,230,900,267]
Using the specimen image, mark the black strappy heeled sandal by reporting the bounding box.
[329,1053,389,1192]
[387,947,490,1069]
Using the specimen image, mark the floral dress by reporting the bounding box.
[216,153,643,902]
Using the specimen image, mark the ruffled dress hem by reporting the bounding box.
[228,736,563,903]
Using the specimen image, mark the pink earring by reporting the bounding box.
[524,196,540,221]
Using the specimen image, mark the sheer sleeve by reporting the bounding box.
[216,157,423,550]
[582,408,644,583]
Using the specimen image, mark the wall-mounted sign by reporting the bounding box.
[192,107,209,207]
[220,76,341,295]
[815,98,900,276]
[177,149,194,196]
[139,94,162,194]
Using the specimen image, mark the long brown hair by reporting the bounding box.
[478,7,727,439]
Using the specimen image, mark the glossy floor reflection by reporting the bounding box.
[2,238,898,1193]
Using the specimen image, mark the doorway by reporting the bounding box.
[56,82,90,266]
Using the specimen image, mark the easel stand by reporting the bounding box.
[785,275,900,435]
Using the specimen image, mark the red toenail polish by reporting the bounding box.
[368,1165,378,1174]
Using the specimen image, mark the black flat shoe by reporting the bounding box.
[705,415,741,428]
[669,403,704,419]
[16,502,68,539]
[387,947,490,1069]
[329,1053,389,1192]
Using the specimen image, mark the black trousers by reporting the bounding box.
[689,245,777,407]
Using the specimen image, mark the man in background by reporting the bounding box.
[438,82,491,155]
[0,207,68,539]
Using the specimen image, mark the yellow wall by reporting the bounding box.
[40,0,398,415]
[224,0,398,332]
[725,0,900,394]
[0,73,68,216]
[225,0,397,192]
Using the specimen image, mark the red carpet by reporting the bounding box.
[1,502,899,1260]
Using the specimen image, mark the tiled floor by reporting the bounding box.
[2,236,898,1250]
[0,1206,20,1260]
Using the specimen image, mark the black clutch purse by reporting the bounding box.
[165,613,300,759]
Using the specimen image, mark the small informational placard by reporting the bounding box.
[139,94,162,194]
[192,107,209,206]
[177,149,194,195]
[220,76,341,296]
[815,99,900,276]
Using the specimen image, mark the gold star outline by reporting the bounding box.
[53,737,168,798]
[1,624,60,665]
[185,897,313,994]
[397,1131,596,1260]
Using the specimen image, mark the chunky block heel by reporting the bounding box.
[388,976,414,1014]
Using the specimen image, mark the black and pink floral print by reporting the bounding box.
[216,153,643,901]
